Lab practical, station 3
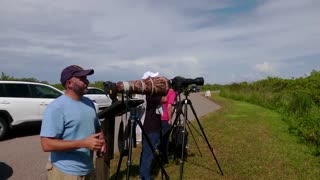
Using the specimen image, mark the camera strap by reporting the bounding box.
[123,82,130,92]
[140,80,145,94]
[150,78,154,95]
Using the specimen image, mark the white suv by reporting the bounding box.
[0,81,99,140]
[84,87,112,111]
[0,81,64,139]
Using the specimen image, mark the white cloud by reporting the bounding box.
[0,0,319,84]
[255,62,276,73]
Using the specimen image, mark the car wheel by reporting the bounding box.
[0,117,9,140]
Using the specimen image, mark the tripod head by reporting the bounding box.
[98,98,144,119]
[182,88,191,97]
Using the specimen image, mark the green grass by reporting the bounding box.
[107,95,320,179]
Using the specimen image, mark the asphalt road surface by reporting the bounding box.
[0,92,220,180]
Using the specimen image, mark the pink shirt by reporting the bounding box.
[161,89,176,121]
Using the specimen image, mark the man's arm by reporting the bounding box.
[41,132,104,152]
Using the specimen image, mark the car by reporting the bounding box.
[84,87,112,111]
[0,81,101,140]
[189,85,200,92]
[0,81,64,139]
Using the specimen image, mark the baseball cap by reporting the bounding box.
[60,65,94,85]
[141,71,159,79]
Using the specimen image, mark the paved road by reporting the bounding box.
[0,92,220,180]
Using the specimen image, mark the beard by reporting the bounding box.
[73,83,88,97]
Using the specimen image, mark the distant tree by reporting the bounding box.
[52,83,64,91]
[1,72,48,84]
[1,72,14,80]
[40,81,49,84]
[90,81,104,89]
[19,77,40,82]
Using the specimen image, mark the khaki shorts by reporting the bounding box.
[46,162,94,180]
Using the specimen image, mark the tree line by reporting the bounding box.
[2,70,319,155]
[0,72,105,90]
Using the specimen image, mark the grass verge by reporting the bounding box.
[107,95,320,179]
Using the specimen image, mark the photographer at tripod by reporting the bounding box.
[100,74,222,179]
[139,71,166,180]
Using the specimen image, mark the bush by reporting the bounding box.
[218,70,320,156]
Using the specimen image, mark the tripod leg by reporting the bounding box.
[136,120,170,180]
[115,153,124,180]
[185,121,202,157]
[188,100,224,175]
[179,101,189,180]
[168,101,183,140]
[125,118,135,180]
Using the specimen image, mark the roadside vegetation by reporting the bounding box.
[108,95,320,179]
[215,70,320,156]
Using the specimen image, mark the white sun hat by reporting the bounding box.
[141,71,159,79]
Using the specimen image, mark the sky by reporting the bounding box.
[0,0,319,85]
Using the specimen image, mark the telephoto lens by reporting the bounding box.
[115,76,170,96]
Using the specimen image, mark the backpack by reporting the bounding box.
[170,125,188,159]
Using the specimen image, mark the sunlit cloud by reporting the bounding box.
[255,62,275,73]
[0,0,319,84]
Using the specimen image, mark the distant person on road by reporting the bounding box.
[160,88,176,164]
[40,65,106,180]
[205,90,211,98]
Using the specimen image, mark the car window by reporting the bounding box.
[94,89,105,94]
[86,89,95,94]
[4,84,32,98]
[0,84,5,97]
[30,84,62,98]
[86,88,105,95]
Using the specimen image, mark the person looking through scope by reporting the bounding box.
[40,65,106,180]
[160,88,176,164]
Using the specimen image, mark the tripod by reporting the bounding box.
[115,99,169,180]
[170,90,224,179]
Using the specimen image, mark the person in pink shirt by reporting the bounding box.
[160,88,176,164]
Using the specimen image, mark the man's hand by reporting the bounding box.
[99,132,107,156]
[84,133,104,151]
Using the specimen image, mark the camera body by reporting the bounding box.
[104,81,118,102]
[170,76,204,92]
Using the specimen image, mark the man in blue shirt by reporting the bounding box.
[40,65,106,179]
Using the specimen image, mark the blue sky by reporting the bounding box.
[0,0,319,84]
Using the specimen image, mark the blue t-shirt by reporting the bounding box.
[40,95,99,176]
